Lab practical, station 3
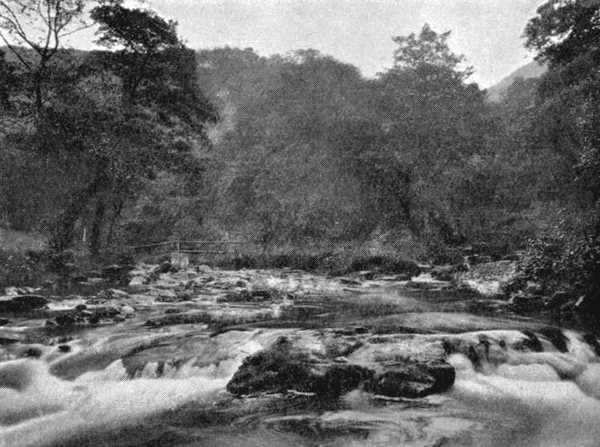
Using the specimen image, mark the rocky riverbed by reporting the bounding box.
[0,262,599,447]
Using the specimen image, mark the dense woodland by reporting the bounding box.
[0,0,599,302]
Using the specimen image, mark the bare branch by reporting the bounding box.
[0,29,32,69]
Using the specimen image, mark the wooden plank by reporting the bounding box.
[179,240,246,245]
[179,250,227,254]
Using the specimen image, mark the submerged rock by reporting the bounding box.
[0,294,48,313]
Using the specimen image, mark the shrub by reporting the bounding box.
[0,250,45,289]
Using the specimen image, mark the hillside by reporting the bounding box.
[487,60,546,102]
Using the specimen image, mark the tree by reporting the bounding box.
[392,23,470,75]
[91,0,180,104]
[0,0,86,110]
[525,0,600,201]
[524,0,600,307]
[0,48,17,109]
[0,2,217,255]
[373,24,493,246]
[525,0,600,67]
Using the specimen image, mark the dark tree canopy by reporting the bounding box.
[91,0,179,54]
[525,0,600,67]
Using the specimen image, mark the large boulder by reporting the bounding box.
[226,338,373,397]
[226,336,455,399]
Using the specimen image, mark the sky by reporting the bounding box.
[136,0,543,87]
[62,0,543,87]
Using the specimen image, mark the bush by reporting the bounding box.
[520,227,600,296]
[0,250,45,289]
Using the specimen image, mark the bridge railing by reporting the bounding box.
[127,239,248,258]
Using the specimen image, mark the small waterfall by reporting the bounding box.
[448,329,600,447]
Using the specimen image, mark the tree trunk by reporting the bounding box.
[106,199,124,247]
[50,166,107,253]
[89,200,106,257]
[33,66,44,112]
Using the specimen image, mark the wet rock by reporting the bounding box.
[226,338,312,395]
[155,290,182,302]
[155,261,176,275]
[430,265,457,282]
[518,330,544,352]
[524,281,544,295]
[226,338,374,397]
[465,254,493,265]
[510,293,545,312]
[4,287,19,296]
[340,278,362,286]
[120,305,135,317]
[55,314,78,327]
[574,294,600,317]
[146,312,211,328]
[312,364,374,397]
[537,327,568,353]
[102,264,135,283]
[70,273,89,283]
[0,294,48,313]
[218,289,286,303]
[21,346,43,358]
[358,271,376,280]
[0,336,19,345]
[366,360,455,398]
[457,260,518,297]
[546,291,572,309]
[346,257,421,276]
[94,288,129,302]
[197,264,212,273]
[405,280,452,290]
[583,334,600,356]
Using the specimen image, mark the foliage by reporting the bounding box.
[0,0,87,109]
[519,0,600,298]
[1,1,216,257]
[0,250,44,288]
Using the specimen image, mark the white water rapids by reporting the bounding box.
[0,267,598,446]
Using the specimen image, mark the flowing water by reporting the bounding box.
[0,266,599,447]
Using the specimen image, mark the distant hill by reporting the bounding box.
[487,61,547,102]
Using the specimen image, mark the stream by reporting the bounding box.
[0,265,599,447]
